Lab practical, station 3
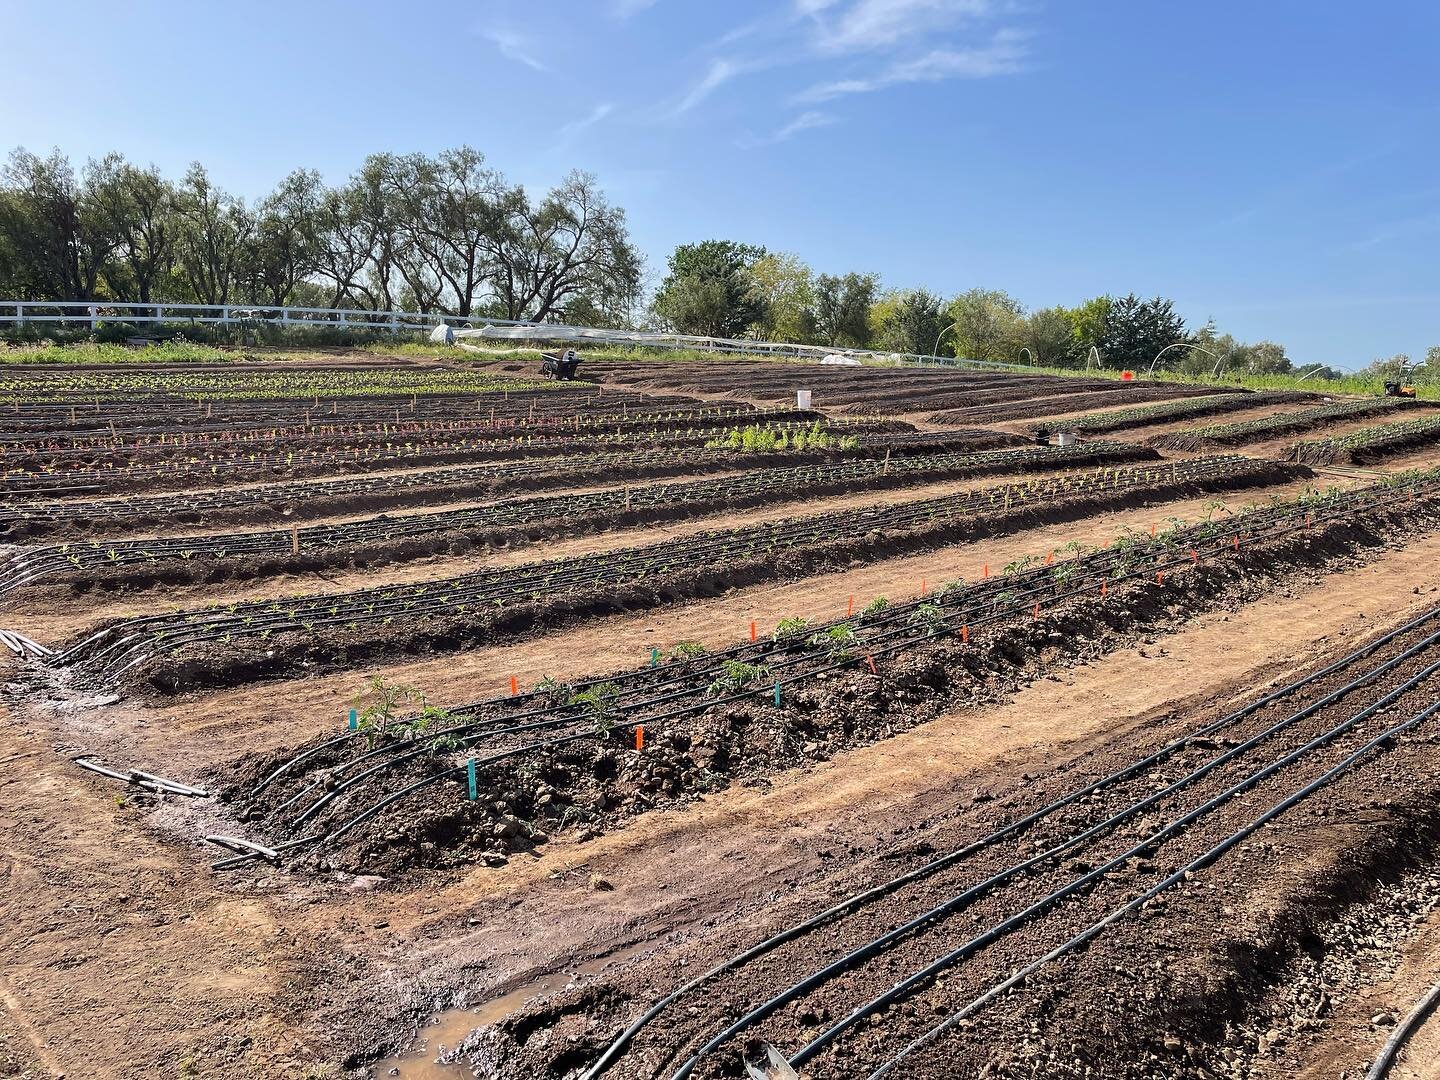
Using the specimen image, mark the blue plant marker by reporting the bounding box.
[650,647,659,667]
[467,758,477,801]
[774,682,782,707]
[347,708,358,731]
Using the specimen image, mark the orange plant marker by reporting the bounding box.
[982,563,989,578]
[865,653,877,674]
[635,726,645,752]
[1233,535,1240,551]
[1045,551,1053,566]
[1101,579,1108,597]
[920,578,927,596]
[1033,602,1040,619]
[847,595,854,617]
[509,675,519,696]
[750,621,757,642]
[1150,523,1157,538]
[961,624,969,643]
[1157,570,1165,585]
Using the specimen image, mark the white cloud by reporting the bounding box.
[738,110,840,148]
[795,28,1027,102]
[558,103,615,141]
[481,27,546,71]
[808,0,998,55]
[672,58,741,115]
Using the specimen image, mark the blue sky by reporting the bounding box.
[2,0,1437,369]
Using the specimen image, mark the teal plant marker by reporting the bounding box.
[347,708,358,731]
[773,682,781,707]
[650,647,659,667]
[467,758,477,801]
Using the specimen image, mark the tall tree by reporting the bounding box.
[246,169,324,305]
[652,239,766,337]
[947,287,1025,362]
[486,170,641,324]
[1024,306,1075,366]
[747,252,816,342]
[874,287,946,356]
[90,157,177,304]
[0,148,120,300]
[1062,295,1110,367]
[1100,293,1186,371]
[812,271,878,347]
[173,163,252,305]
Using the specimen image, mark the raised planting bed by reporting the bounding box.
[46,455,1304,694]
[1150,397,1431,450]
[0,427,925,542]
[214,469,1440,879]
[0,416,900,500]
[927,385,1234,426]
[1032,391,1316,435]
[1292,413,1440,465]
[0,442,1157,596]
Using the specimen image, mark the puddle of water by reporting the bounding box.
[371,940,654,1079]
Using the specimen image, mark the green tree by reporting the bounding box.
[1023,306,1075,367]
[652,239,766,337]
[814,271,878,347]
[947,287,1026,362]
[172,163,253,305]
[1062,295,1110,367]
[747,252,816,341]
[874,287,946,355]
[1100,293,1186,371]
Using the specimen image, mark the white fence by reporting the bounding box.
[0,299,1027,372]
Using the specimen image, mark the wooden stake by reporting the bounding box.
[290,524,299,555]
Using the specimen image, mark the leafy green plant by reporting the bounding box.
[350,676,426,748]
[807,623,858,660]
[668,640,707,660]
[706,660,771,697]
[772,616,810,643]
[910,602,947,636]
[568,681,623,735]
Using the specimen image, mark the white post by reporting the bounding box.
[14,303,21,327]
[221,305,230,326]
[390,311,399,335]
[155,304,163,325]
[88,305,97,332]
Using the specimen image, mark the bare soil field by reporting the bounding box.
[3,354,1438,1080]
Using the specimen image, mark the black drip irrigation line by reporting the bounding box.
[55,456,1284,683]
[727,645,1440,1079]
[216,473,1440,872]
[577,602,1440,1079]
[865,697,1440,1080]
[1368,977,1440,1079]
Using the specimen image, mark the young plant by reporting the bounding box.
[807,623,858,660]
[910,602,947,637]
[668,640,707,660]
[772,616,810,643]
[567,681,623,735]
[706,660,771,697]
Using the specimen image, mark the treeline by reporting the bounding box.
[0,146,642,325]
[649,240,1351,377]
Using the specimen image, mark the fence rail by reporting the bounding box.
[0,300,1028,372]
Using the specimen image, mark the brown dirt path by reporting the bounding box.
[0,656,338,1080]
